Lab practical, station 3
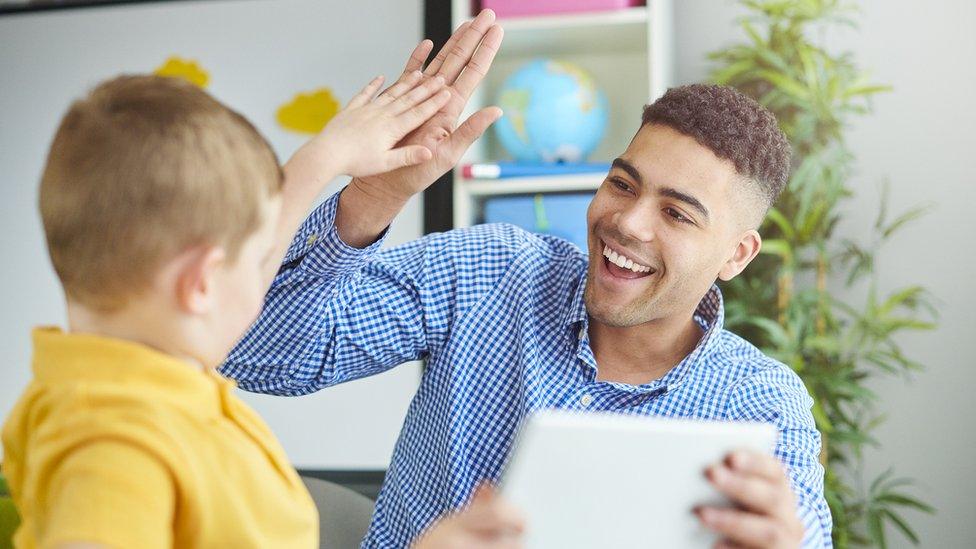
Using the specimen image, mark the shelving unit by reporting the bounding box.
[449,0,674,232]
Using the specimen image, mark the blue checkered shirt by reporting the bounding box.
[223,191,833,548]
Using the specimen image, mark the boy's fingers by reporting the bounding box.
[376,70,423,105]
[393,75,446,114]
[452,25,504,102]
[394,90,451,137]
[347,75,384,108]
[423,21,470,76]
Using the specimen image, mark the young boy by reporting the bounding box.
[1,73,521,548]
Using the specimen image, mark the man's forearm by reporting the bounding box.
[336,177,411,249]
[265,143,343,289]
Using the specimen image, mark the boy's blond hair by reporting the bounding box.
[39,74,283,311]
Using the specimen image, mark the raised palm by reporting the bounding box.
[350,10,505,203]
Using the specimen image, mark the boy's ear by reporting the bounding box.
[718,230,762,282]
[174,245,226,314]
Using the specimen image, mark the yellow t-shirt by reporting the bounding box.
[1,328,318,549]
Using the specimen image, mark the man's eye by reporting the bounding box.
[610,178,630,192]
[666,207,691,224]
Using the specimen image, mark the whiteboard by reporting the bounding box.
[0,0,425,469]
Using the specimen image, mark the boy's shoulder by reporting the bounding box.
[3,378,185,454]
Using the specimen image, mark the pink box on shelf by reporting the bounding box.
[481,0,644,19]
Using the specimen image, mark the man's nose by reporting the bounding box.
[614,201,656,243]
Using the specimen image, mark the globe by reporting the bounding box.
[495,59,609,163]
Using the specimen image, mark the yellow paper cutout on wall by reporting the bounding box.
[277,88,340,134]
[154,57,210,88]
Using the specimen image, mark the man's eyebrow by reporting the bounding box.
[611,158,643,186]
[612,157,711,223]
[660,187,710,222]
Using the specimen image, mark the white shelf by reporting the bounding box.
[496,7,648,31]
[453,172,604,228]
[450,0,674,229]
[461,174,604,196]
[487,8,649,57]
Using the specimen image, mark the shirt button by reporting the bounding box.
[307,234,319,247]
[580,394,593,407]
[578,327,585,340]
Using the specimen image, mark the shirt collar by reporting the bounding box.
[31,327,231,418]
[659,284,725,390]
[566,278,727,390]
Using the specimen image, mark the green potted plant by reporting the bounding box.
[0,470,19,549]
[708,1,936,547]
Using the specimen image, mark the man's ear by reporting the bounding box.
[718,230,762,282]
[174,245,226,314]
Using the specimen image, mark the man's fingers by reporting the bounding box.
[452,24,504,102]
[377,70,423,105]
[706,463,792,516]
[426,9,496,82]
[382,145,433,172]
[462,484,525,537]
[696,506,791,548]
[726,450,789,484]
[443,106,503,161]
[423,21,469,76]
[347,76,385,109]
[401,39,433,75]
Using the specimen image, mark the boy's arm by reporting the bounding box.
[260,72,451,290]
[41,442,174,549]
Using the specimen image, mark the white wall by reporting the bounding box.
[674,1,976,546]
[0,0,424,469]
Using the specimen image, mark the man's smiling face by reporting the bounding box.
[584,123,762,328]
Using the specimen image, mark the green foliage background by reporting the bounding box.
[709,1,936,546]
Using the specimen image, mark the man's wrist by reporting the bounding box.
[336,179,409,248]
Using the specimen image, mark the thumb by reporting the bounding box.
[382,145,433,173]
[444,106,503,163]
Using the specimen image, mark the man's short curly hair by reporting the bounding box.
[642,84,791,212]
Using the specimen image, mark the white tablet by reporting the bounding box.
[501,410,777,549]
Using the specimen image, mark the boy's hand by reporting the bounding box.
[412,485,524,549]
[336,9,505,247]
[307,72,451,178]
[696,450,804,548]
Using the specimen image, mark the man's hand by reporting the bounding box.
[412,485,524,549]
[696,450,804,549]
[337,9,505,246]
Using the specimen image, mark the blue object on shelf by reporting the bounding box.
[494,59,609,163]
[482,193,594,253]
[463,161,611,179]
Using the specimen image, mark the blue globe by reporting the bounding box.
[495,59,609,163]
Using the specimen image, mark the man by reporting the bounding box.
[224,11,832,548]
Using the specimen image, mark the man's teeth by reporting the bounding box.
[603,245,652,274]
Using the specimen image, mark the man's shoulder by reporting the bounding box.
[708,329,813,418]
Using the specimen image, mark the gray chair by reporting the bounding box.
[301,476,375,549]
